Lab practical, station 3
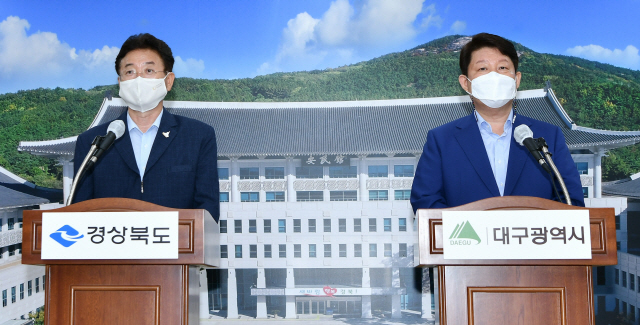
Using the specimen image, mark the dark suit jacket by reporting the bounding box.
[410,113,585,212]
[73,109,220,221]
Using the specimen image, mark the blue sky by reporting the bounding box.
[1,0,639,94]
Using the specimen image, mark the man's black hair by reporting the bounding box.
[459,33,518,76]
[115,33,174,74]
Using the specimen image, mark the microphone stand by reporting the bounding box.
[537,138,572,206]
[66,136,103,206]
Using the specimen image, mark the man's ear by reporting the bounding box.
[165,72,176,91]
[458,75,471,93]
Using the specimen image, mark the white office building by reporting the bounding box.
[18,85,640,322]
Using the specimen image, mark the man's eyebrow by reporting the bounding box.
[123,61,156,68]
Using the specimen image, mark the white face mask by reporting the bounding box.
[466,71,517,108]
[119,75,169,112]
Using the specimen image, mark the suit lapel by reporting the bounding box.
[113,111,140,175]
[503,116,532,196]
[454,115,501,197]
[145,109,178,174]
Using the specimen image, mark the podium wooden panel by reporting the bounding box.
[22,198,219,325]
[417,196,617,325]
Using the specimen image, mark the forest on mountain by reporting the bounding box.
[1,35,639,188]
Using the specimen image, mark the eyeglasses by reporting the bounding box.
[119,68,168,80]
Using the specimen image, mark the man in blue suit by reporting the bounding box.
[73,34,219,221]
[410,33,584,212]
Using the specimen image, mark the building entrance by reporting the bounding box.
[295,296,361,316]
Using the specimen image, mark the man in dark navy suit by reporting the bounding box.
[410,33,584,212]
[73,33,219,221]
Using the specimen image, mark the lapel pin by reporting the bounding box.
[162,131,170,138]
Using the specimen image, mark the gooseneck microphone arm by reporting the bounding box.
[66,136,101,206]
[538,139,572,206]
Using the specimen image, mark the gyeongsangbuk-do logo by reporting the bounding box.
[449,220,481,245]
[50,225,84,247]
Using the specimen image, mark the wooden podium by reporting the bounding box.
[22,198,219,325]
[417,196,617,325]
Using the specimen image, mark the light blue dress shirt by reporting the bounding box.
[476,109,513,196]
[127,110,163,180]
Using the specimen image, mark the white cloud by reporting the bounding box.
[0,16,208,93]
[450,20,466,34]
[258,0,431,75]
[567,44,640,70]
[174,56,206,78]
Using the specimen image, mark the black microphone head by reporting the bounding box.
[514,124,534,146]
[107,120,126,139]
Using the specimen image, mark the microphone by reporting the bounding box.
[66,120,125,205]
[514,125,552,173]
[90,120,126,165]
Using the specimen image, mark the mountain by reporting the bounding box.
[1,35,640,187]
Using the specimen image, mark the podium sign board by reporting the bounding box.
[442,209,591,260]
[42,211,179,259]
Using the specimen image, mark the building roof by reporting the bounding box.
[0,166,63,208]
[17,88,640,158]
[603,172,640,199]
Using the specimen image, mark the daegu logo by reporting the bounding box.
[449,220,481,245]
[50,225,84,247]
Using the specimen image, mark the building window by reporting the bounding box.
[266,191,285,202]
[616,215,620,230]
[354,218,361,232]
[575,162,588,175]
[249,220,256,233]
[279,244,286,258]
[623,271,628,287]
[369,244,377,257]
[264,245,272,258]
[339,244,347,257]
[241,192,259,202]
[235,245,242,258]
[220,245,228,258]
[399,218,407,232]
[264,219,271,233]
[294,244,301,258]
[28,281,32,296]
[369,190,388,201]
[293,219,301,233]
[394,165,414,177]
[384,243,392,257]
[297,191,323,201]
[354,244,362,257]
[19,284,23,300]
[218,168,229,180]
[329,166,357,178]
[384,218,391,232]
[35,278,39,293]
[265,167,285,179]
[11,287,15,303]
[8,245,15,256]
[368,165,388,177]
[324,219,331,232]
[394,190,411,200]
[582,187,588,198]
[339,219,346,232]
[250,245,257,258]
[615,268,620,285]
[399,243,408,257]
[278,219,286,233]
[309,244,316,258]
[234,220,242,233]
[219,192,230,202]
[324,244,332,257]
[2,290,6,307]
[631,273,636,291]
[308,219,316,233]
[219,220,227,233]
[240,167,259,179]
[330,190,357,201]
[596,266,606,286]
[369,218,377,232]
[8,218,14,230]
[296,166,323,179]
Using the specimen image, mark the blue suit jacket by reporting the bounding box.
[410,113,585,212]
[73,109,220,221]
